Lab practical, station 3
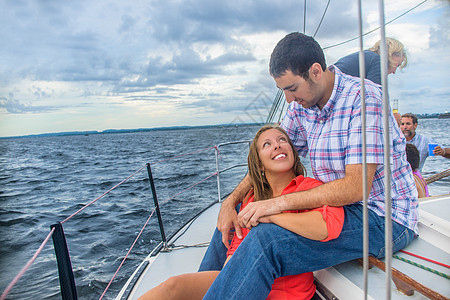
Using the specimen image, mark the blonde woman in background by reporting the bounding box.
[334,37,407,85]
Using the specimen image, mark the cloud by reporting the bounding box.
[0,93,57,114]
[0,0,363,93]
[0,0,448,136]
[146,0,360,43]
[116,48,256,90]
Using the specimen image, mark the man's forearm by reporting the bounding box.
[277,164,377,211]
[222,174,252,207]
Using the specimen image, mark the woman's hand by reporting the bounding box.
[237,198,283,229]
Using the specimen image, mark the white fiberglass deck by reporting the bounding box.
[119,203,221,300]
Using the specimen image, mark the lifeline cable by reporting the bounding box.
[65,146,217,223]
[65,145,218,224]
[99,172,218,299]
[323,0,427,50]
[399,250,450,269]
[158,172,219,206]
[2,145,221,299]
[1,228,55,300]
[151,146,217,165]
[313,0,331,38]
[99,207,158,300]
[61,165,146,224]
[1,166,146,298]
[393,255,450,280]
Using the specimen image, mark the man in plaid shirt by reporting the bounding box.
[200,33,418,299]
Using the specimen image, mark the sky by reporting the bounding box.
[0,0,449,137]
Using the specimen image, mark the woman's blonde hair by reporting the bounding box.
[369,37,408,70]
[247,125,305,201]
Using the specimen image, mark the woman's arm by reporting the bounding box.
[413,174,427,198]
[259,211,328,241]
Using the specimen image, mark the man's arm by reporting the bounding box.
[217,174,252,248]
[433,146,450,159]
[238,163,377,229]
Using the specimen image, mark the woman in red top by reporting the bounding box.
[139,125,344,300]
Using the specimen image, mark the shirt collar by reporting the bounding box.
[320,65,340,116]
[282,175,305,194]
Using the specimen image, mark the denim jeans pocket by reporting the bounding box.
[375,227,414,258]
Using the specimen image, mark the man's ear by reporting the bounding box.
[309,63,323,82]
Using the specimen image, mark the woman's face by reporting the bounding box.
[388,55,404,74]
[257,129,295,176]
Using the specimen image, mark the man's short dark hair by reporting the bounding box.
[406,143,420,171]
[401,113,418,124]
[269,32,327,80]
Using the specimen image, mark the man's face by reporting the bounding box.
[273,70,325,109]
[400,117,417,138]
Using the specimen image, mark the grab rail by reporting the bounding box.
[215,140,251,202]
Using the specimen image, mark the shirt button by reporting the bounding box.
[319,120,324,124]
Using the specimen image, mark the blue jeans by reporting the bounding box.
[199,204,415,299]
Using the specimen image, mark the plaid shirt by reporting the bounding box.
[280,66,419,234]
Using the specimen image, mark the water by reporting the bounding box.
[0,125,260,299]
[1,120,449,299]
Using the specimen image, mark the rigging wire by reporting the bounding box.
[99,207,157,300]
[99,171,218,298]
[1,229,56,300]
[267,0,426,124]
[61,165,146,224]
[323,0,427,50]
[313,0,331,38]
[400,250,450,269]
[303,0,307,33]
[1,144,221,299]
[393,255,450,279]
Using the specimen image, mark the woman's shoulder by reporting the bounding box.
[294,175,323,191]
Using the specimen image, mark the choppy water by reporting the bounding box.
[1,120,449,299]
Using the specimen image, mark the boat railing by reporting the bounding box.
[215,140,252,203]
[1,139,252,300]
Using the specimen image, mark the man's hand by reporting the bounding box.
[217,202,242,249]
[216,174,252,248]
[237,198,283,229]
[433,146,448,157]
